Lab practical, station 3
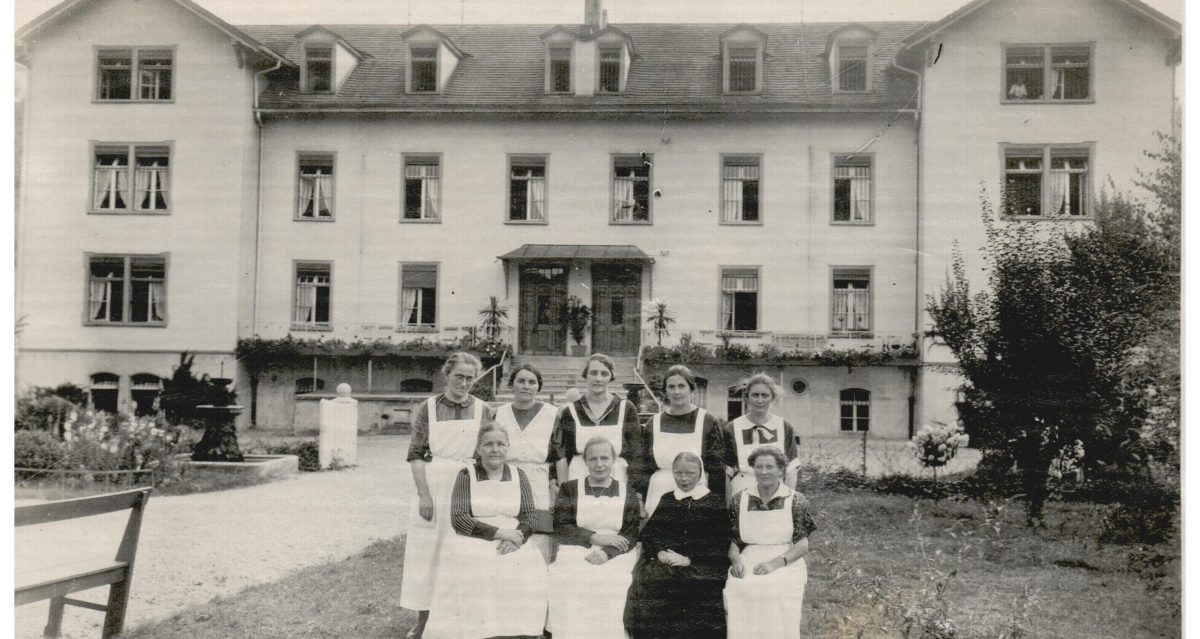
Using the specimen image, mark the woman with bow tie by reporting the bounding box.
[723,373,800,501]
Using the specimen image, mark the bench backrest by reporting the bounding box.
[16,488,152,563]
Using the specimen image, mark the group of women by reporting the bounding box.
[402,352,817,639]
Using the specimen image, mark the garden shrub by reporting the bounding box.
[1099,479,1178,545]
[15,391,80,435]
[61,409,191,481]
[15,430,65,473]
[263,440,321,471]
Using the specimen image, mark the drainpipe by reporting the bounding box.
[891,55,923,432]
[251,58,283,332]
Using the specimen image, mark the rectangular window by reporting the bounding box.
[403,156,440,221]
[411,47,438,93]
[728,47,758,92]
[549,47,571,93]
[305,45,333,93]
[832,268,871,336]
[97,48,172,101]
[1003,146,1090,217]
[721,156,760,223]
[612,155,650,223]
[721,268,759,332]
[509,157,547,222]
[294,263,331,328]
[1005,45,1091,101]
[92,145,170,213]
[833,155,872,223]
[839,389,870,432]
[400,264,438,329]
[599,48,621,93]
[838,44,869,91]
[87,255,166,325]
[297,154,334,219]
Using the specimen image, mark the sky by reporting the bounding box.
[12,0,1186,28]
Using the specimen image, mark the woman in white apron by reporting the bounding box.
[723,373,800,502]
[549,436,641,639]
[401,352,491,639]
[496,364,560,561]
[426,423,548,639]
[554,353,649,502]
[724,446,817,639]
[644,365,726,516]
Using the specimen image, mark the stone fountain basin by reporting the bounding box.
[178,454,299,479]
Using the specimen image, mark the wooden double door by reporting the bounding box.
[519,264,568,355]
[591,263,641,356]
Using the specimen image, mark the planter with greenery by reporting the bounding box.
[478,296,510,341]
[643,299,676,346]
[562,295,592,356]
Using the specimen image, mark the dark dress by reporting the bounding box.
[624,491,730,639]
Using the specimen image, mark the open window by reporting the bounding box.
[403,155,441,221]
[399,263,438,330]
[90,373,120,413]
[1003,145,1091,217]
[721,267,760,332]
[87,255,167,325]
[293,262,332,329]
[721,156,761,223]
[509,156,548,222]
[833,154,872,223]
[97,48,173,101]
[1005,45,1092,101]
[612,155,651,223]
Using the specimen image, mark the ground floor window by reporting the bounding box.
[130,373,162,416]
[90,373,120,413]
[840,388,870,432]
[295,377,326,394]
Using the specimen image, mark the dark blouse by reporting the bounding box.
[553,478,641,559]
[727,487,817,551]
[721,417,799,471]
[647,409,726,495]
[449,462,537,542]
[640,491,730,565]
[553,397,650,495]
[406,394,496,463]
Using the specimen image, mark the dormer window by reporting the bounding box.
[304,45,333,93]
[598,47,621,93]
[728,48,759,92]
[720,26,766,94]
[549,46,572,93]
[837,43,869,91]
[411,47,438,93]
[828,27,876,93]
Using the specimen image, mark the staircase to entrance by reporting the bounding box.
[494,355,640,404]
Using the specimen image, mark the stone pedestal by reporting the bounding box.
[319,383,358,468]
[191,405,245,462]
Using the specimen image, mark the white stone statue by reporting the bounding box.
[318,383,358,468]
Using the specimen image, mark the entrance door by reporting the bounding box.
[592,263,642,356]
[519,264,568,354]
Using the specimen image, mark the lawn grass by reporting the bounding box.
[122,479,1180,639]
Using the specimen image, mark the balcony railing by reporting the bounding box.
[641,327,913,355]
[242,321,515,349]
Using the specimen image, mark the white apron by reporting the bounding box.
[645,409,708,516]
[723,489,808,639]
[400,397,483,611]
[498,401,558,561]
[565,401,629,488]
[549,480,639,639]
[426,464,549,639]
[728,415,798,500]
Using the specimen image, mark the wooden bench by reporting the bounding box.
[15,487,152,638]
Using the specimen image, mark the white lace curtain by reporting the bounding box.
[135,161,168,210]
[294,275,323,322]
[1050,158,1086,215]
[722,165,759,222]
[89,277,112,320]
[299,170,332,217]
[405,164,440,219]
[148,281,165,321]
[833,283,870,331]
[94,159,127,209]
[613,172,636,221]
[401,287,421,325]
[721,274,758,330]
[835,165,871,221]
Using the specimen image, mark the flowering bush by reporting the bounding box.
[61,409,192,479]
[910,421,970,470]
[15,431,65,471]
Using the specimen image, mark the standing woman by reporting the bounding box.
[643,365,726,516]
[554,353,648,499]
[425,423,548,639]
[495,364,560,561]
[723,446,817,639]
[723,373,800,501]
[401,352,494,639]
[549,436,641,639]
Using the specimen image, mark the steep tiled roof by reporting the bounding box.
[244,22,925,113]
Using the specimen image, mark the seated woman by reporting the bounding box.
[549,436,641,639]
[723,446,817,639]
[424,423,548,639]
[624,452,730,639]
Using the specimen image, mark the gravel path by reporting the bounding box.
[14,436,415,639]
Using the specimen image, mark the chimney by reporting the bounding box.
[584,0,602,33]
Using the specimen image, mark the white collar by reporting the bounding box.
[672,485,711,501]
[750,482,791,502]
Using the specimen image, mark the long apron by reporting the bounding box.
[728,415,798,500]
[400,397,483,611]
[498,401,558,561]
[548,480,639,639]
[644,409,708,516]
[565,401,629,487]
[723,490,807,639]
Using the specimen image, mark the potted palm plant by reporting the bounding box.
[477,296,510,341]
[643,298,676,346]
[562,295,592,356]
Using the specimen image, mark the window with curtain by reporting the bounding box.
[400,264,438,329]
[833,155,872,222]
[87,255,167,325]
[97,48,173,101]
[721,268,759,331]
[93,145,170,212]
[1004,146,1089,217]
[839,388,870,432]
[404,157,440,220]
[90,373,120,413]
[598,47,621,93]
[727,46,759,92]
[1004,45,1090,102]
[549,46,571,93]
[832,269,871,335]
[130,374,162,417]
[410,47,438,92]
[298,155,334,218]
[294,264,331,327]
[722,157,760,222]
[305,45,333,92]
[509,158,547,221]
[612,156,650,222]
[837,43,869,91]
